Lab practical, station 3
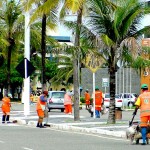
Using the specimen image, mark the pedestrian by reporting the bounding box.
[84,89,90,110]
[93,86,104,118]
[30,93,34,105]
[64,90,72,115]
[133,84,150,145]
[1,93,12,123]
[36,91,48,128]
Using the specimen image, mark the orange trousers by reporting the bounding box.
[64,104,72,114]
[140,116,150,127]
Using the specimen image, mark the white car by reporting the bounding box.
[104,93,123,108]
[120,93,138,107]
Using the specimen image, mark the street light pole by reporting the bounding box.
[23,11,30,116]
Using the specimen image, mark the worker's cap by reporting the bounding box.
[86,89,89,91]
[95,86,99,90]
[141,84,148,89]
[8,93,12,98]
[43,91,48,95]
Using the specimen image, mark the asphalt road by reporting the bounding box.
[9,102,140,122]
[0,124,149,150]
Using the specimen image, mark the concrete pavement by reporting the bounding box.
[6,103,140,139]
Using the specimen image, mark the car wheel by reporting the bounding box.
[128,102,134,108]
[61,108,64,112]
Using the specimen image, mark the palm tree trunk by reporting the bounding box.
[73,8,82,121]
[107,47,116,124]
[7,36,14,94]
[41,13,47,91]
[7,45,11,94]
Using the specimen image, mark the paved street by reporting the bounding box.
[0,124,150,150]
[0,102,149,150]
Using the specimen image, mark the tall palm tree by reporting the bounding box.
[0,0,24,93]
[25,0,59,91]
[59,0,86,121]
[86,0,150,124]
[26,0,85,121]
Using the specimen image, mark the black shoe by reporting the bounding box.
[36,123,40,127]
[40,126,46,128]
[141,143,146,145]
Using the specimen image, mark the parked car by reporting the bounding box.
[120,93,138,107]
[47,91,65,112]
[103,93,123,108]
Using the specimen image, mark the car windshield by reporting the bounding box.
[105,94,110,98]
[115,94,121,98]
[105,94,121,98]
[132,93,138,97]
[52,92,64,98]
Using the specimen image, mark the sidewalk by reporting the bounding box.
[11,112,131,139]
[7,103,139,139]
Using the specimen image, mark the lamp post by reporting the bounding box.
[23,11,30,116]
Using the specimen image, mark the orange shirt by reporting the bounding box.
[95,90,103,110]
[84,92,90,101]
[1,97,11,112]
[36,95,47,111]
[135,91,150,117]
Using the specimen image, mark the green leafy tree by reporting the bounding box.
[86,0,150,124]
[25,0,59,92]
[0,0,24,93]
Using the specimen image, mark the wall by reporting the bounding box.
[81,68,141,96]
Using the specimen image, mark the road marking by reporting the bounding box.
[22,147,33,150]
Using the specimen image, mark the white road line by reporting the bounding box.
[22,147,33,150]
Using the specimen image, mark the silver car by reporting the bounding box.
[47,91,65,112]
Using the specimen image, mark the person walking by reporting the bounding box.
[133,84,150,145]
[94,86,103,118]
[36,91,48,128]
[30,93,34,105]
[64,90,72,115]
[1,94,12,123]
[84,89,90,110]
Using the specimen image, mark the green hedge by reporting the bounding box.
[80,97,93,103]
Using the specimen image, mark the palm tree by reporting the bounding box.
[26,0,85,121]
[25,0,59,92]
[85,0,150,124]
[0,0,24,94]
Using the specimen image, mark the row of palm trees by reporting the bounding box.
[0,0,150,124]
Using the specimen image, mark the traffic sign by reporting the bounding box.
[16,58,35,78]
[102,78,109,87]
[83,52,105,73]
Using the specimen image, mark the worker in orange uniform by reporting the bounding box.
[1,94,12,123]
[84,89,90,110]
[36,91,48,128]
[30,93,34,105]
[94,86,103,118]
[64,90,72,115]
[133,84,150,145]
